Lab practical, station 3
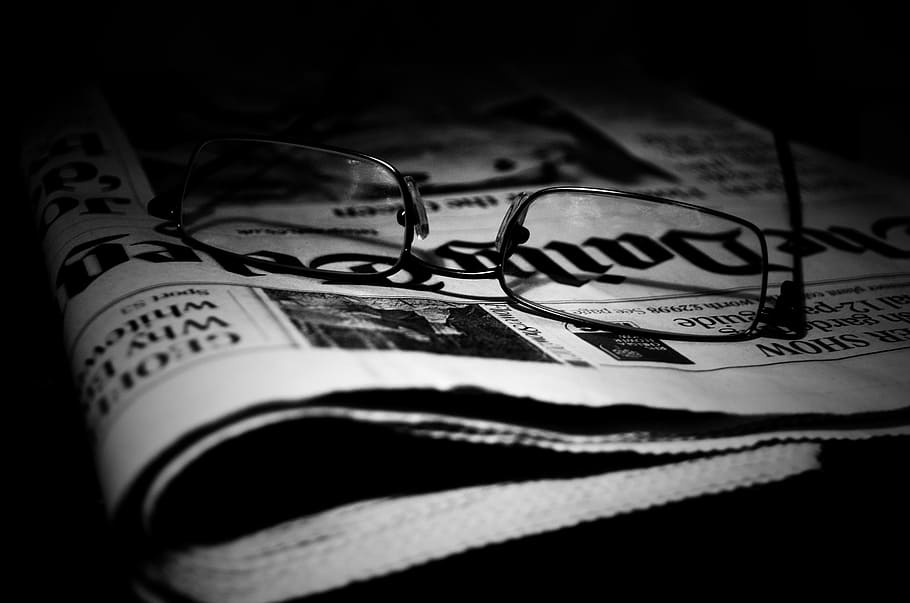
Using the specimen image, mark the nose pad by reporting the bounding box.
[503,225,530,257]
[147,190,179,220]
[495,192,529,253]
[404,176,429,240]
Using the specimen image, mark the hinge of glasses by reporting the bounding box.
[759,279,807,339]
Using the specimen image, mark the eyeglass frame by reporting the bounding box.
[148,137,806,343]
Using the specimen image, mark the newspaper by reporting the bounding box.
[21,64,909,600]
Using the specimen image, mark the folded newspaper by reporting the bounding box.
[20,64,910,601]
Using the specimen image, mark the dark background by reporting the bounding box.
[12,2,910,173]
[10,2,909,601]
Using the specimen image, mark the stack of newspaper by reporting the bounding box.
[20,64,910,601]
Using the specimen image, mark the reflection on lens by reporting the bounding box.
[500,189,767,337]
[180,139,408,275]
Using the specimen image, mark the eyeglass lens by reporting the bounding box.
[180,140,409,274]
[500,190,767,337]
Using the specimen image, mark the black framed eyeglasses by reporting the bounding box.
[149,137,806,342]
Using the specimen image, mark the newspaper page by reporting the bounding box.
[20,64,908,600]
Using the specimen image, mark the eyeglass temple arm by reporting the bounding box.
[760,129,807,339]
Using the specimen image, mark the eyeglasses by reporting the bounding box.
[149,137,806,342]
